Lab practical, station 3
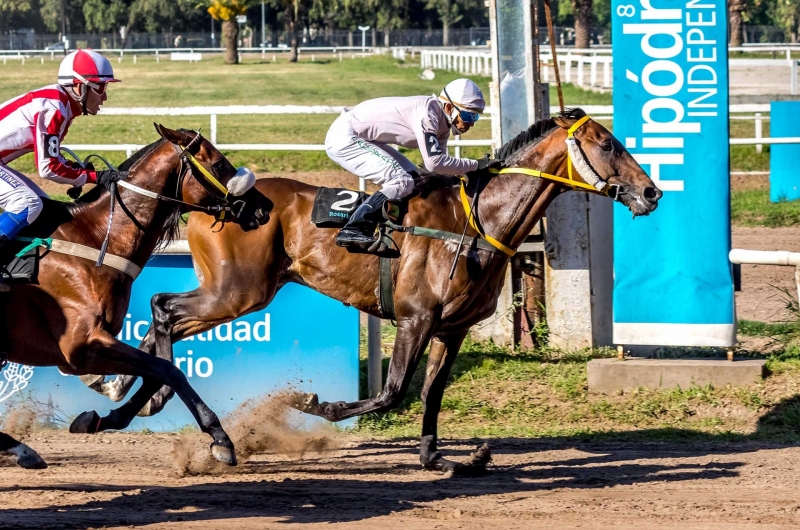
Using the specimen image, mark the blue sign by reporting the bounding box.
[0,255,360,430]
[770,101,800,203]
[612,0,735,346]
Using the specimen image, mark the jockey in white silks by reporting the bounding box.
[325,78,502,253]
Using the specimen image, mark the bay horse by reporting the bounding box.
[84,110,661,474]
[0,124,269,469]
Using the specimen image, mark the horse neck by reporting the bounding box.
[65,144,182,268]
[469,130,569,251]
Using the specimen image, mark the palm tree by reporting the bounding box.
[572,0,592,49]
[208,0,256,64]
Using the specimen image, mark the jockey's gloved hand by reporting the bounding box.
[67,186,83,200]
[95,170,129,190]
[476,155,504,172]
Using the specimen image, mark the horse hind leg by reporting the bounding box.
[79,328,158,403]
[0,431,46,469]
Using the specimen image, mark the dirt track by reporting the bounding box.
[0,431,798,529]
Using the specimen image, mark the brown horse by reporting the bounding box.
[86,110,661,473]
[0,125,269,469]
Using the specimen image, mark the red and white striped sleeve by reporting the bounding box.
[34,102,97,186]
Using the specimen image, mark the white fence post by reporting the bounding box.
[590,58,597,87]
[210,114,218,144]
[793,60,798,95]
[603,59,610,87]
[454,134,461,158]
[755,112,763,154]
[565,53,572,83]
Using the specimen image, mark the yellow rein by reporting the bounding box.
[180,147,230,198]
[458,115,605,257]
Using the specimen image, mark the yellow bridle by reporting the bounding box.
[458,115,608,257]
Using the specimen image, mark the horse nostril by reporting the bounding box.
[643,187,661,202]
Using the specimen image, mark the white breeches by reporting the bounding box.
[325,112,417,201]
[0,165,47,223]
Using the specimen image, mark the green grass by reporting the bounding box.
[738,319,798,338]
[1,55,606,175]
[731,188,800,227]
[356,337,800,442]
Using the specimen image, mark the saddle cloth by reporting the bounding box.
[311,187,368,228]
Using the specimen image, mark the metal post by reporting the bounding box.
[261,1,266,47]
[755,112,763,154]
[358,174,383,398]
[367,315,382,398]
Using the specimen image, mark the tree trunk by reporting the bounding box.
[287,15,298,62]
[371,27,376,49]
[572,0,592,49]
[729,0,745,47]
[223,19,239,64]
[442,19,449,46]
[384,28,390,47]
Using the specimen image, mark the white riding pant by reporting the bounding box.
[0,165,47,224]
[325,112,417,201]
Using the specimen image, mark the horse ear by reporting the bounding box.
[553,108,586,129]
[154,123,187,145]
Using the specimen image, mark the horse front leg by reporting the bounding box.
[0,431,46,469]
[419,332,491,476]
[66,331,237,465]
[296,313,436,422]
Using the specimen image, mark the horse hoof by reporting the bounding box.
[136,400,153,417]
[14,445,47,470]
[291,392,319,413]
[69,410,101,434]
[211,442,237,466]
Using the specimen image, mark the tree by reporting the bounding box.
[83,0,127,33]
[368,0,407,47]
[207,0,256,64]
[769,0,800,43]
[425,0,478,46]
[572,0,592,48]
[729,0,746,47]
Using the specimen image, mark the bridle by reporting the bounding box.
[115,131,247,225]
[459,115,623,257]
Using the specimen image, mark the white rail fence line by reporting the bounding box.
[730,249,800,303]
[81,104,780,157]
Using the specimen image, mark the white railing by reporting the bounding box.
[420,49,492,76]
[541,53,613,88]
[730,249,800,303]
[59,104,792,159]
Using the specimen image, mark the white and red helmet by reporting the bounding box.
[57,49,120,88]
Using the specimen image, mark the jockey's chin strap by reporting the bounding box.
[458,115,621,257]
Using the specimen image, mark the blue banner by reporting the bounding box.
[612,0,735,346]
[770,101,800,203]
[0,255,360,430]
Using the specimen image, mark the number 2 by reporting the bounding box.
[331,190,360,212]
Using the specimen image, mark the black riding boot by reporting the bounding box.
[336,191,389,252]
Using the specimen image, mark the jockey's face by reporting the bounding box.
[83,83,107,115]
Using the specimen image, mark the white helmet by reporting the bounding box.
[438,78,485,114]
[58,49,120,89]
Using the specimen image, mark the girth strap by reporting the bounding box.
[379,256,395,321]
[16,237,141,279]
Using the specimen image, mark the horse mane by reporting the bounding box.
[495,108,586,162]
[411,108,587,196]
[66,137,183,250]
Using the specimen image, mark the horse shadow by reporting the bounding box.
[1,426,786,529]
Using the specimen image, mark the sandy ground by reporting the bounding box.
[1,430,799,530]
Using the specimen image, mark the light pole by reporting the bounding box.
[358,25,370,52]
[261,1,266,47]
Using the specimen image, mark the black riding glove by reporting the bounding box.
[95,170,129,190]
[476,155,504,172]
[67,186,83,200]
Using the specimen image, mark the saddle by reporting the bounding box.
[0,198,74,285]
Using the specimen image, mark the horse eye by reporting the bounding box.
[601,141,613,152]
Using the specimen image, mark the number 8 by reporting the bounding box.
[47,136,59,158]
[617,4,635,16]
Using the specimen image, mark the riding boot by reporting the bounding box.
[336,191,390,252]
[0,209,30,293]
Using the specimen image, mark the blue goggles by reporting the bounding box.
[458,109,481,124]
